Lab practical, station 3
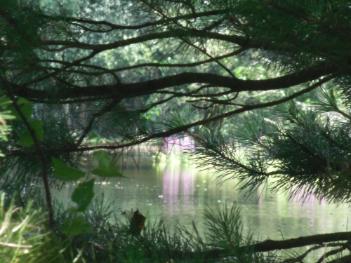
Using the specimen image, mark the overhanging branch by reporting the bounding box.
[13,64,334,101]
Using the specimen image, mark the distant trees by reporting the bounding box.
[2,0,345,149]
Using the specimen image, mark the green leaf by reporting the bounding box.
[52,158,85,181]
[18,131,33,147]
[94,151,111,167]
[71,179,94,211]
[62,215,91,237]
[30,120,44,140]
[15,98,33,119]
[17,119,44,147]
[92,151,123,177]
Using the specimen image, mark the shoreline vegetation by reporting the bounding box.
[3,190,351,263]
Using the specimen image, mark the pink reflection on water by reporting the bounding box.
[162,164,195,215]
[163,135,195,153]
[162,166,179,205]
[182,169,195,206]
[291,187,327,206]
[289,187,328,227]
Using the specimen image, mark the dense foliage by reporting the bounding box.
[1,0,351,262]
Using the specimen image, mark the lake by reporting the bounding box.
[55,151,351,261]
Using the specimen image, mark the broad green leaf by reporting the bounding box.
[92,151,123,177]
[17,119,44,147]
[52,158,84,181]
[16,98,33,119]
[93,166,122,177]
[30,120,44,140]
[62,215,91,237]
[18,130,33,147]
[71,179,94,211]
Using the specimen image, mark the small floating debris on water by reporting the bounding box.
[96,181,110,185]
[217,200,222,203]
[158,194,164,199]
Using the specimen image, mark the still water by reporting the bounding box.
[55,152,351,242]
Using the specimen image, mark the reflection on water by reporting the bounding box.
[55,153,351,243]
[162,160,195,217]
[163,136,195,153]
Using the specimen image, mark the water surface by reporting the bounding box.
[55,153,351,242]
